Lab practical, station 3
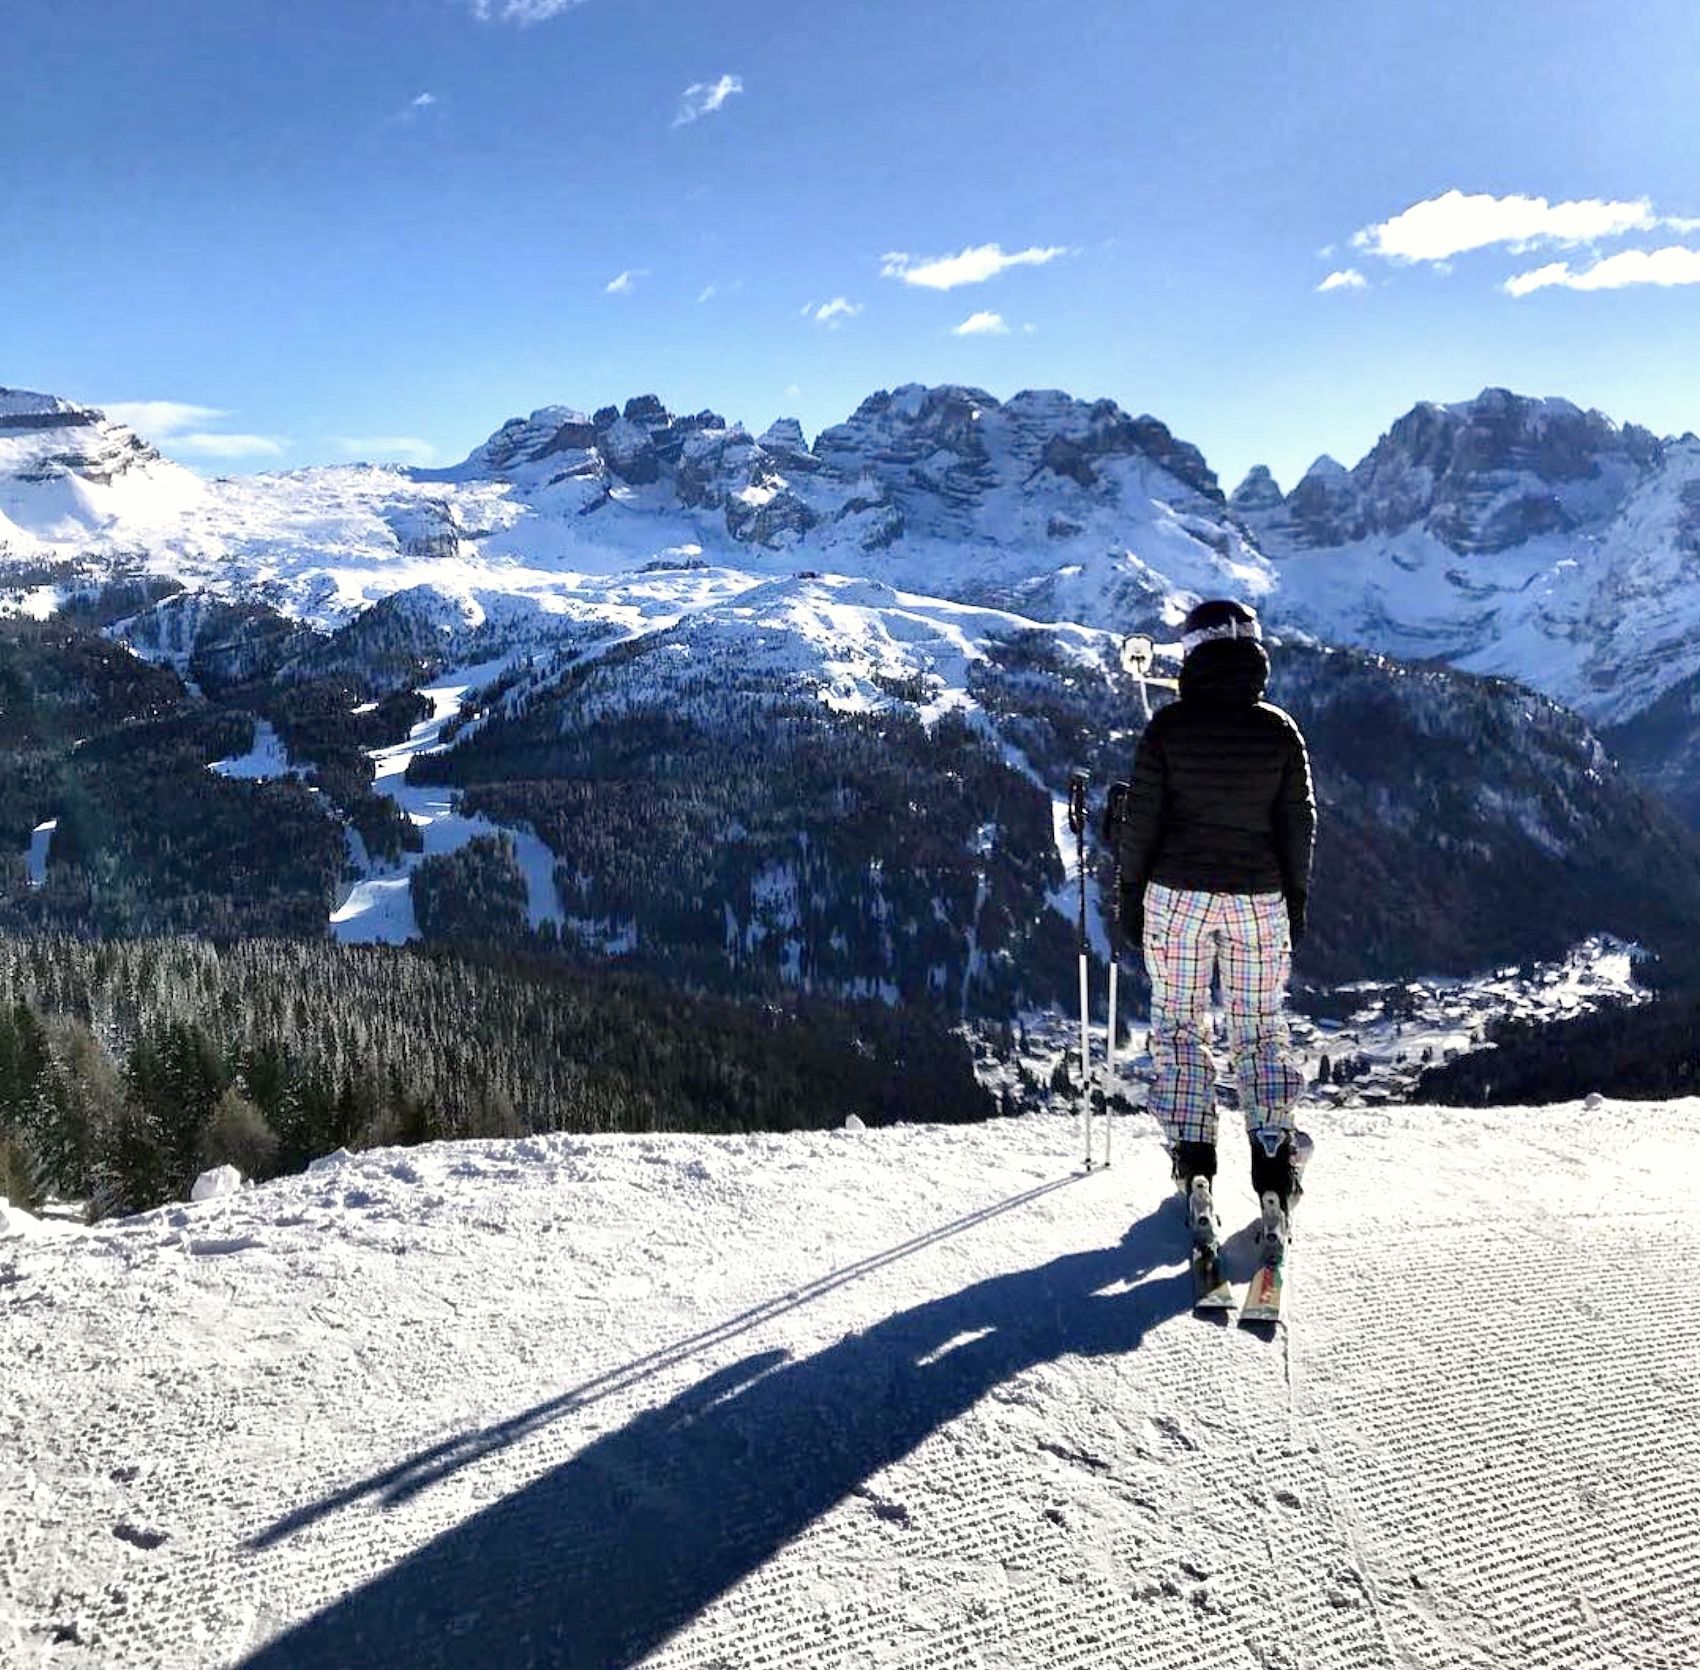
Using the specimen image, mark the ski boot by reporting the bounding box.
[1170,1140,1219,1254]
[1249,1126,1308,1268]
[1173,1139,1231,1309]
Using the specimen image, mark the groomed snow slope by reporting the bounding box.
[4,1101,1698,1669]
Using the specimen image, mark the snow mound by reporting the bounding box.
[0,1194,41,1237]
[190,1165,243,1203]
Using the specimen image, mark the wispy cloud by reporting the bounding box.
[1317,268,1368,293]
[333,436,437,465]
[1505,245,1700,297]
[951,310,1008,335]
[881,242,1069,290]
[387,90,439,125]
[103,400,226,435]
[809,297,862,327]
[673,74,743,127]
[462,0,588,24]
[1353,190,1659,264]
[697,284,718,303]
[101,401,284,458]
[605,269,647,295]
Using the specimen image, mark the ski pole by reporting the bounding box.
[1103,779,1129,1170]
[1068,769,1092,1171]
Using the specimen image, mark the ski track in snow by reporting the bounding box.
[4,1101,1699,1668]
[328,662,565,944]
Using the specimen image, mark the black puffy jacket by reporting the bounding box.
[1115,637,1315,911]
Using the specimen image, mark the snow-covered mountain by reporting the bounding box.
[0,391,207,577]
[0,382,1268,642]
[12,377,1700,747]
[11,377,1700,992]
[1241,387,1700,728]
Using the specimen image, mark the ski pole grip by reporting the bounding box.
[1067,770,1088,837]
[1103,780,1129,843]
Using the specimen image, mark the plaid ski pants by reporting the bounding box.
[1143,883,1306,1147]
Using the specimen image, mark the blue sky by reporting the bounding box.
[7,0,1700,492]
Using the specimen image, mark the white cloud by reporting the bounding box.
[951,310,1008,336]
[697,284,717,303]
[1353,189,1658,263]
[171,433,286,459]
[332,435,437,465]
[1504,245,1700,296]
[785,383,803,399]
[387,90,439,124]
[880,242,1069,290]
[673,74,743,127]
[101,401,284,458]
[605,269,646,295]
[810,297,862,327]
[102,400,227,436]
[463,0,588,23]
[1317,268,1368,293]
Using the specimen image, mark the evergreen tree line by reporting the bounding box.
[0,934,995,1218]
[409,630,1077,1016]
[1415,993,1700,1105]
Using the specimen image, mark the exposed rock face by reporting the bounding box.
[1281,457,1365,547]
[599,417,661,485]
[440,383,1233,558]
[1248,389,1666,555]
[757,418,809,458]
[0,387,163,487]
[0,390,104,432]
[462,408,599,479]
[1229,465,1283,517]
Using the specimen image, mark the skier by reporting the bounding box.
[1113,599,1316,1270]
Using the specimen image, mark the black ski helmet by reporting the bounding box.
[1180,598,1262,659]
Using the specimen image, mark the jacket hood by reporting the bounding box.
[1178,636,1269,706]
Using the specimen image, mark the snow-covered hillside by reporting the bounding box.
[12,376,1700,740]
[0,383,1264,646]
[1247,388,1700,727]
[4,1099,1697,1668]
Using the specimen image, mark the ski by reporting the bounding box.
[1240,1187,1294,1326]
[1238,1259,1284,1325]
[1192,1247,1235,1311]
[1238,1132,1310,1328]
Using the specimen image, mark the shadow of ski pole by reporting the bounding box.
[251,1167,1087,1550]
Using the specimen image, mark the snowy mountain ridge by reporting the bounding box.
[1245,387,1700,726]
[9,378,1700,742]
[0,381,1266,648]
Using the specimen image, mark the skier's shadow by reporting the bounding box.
[242,1201,1192,1670]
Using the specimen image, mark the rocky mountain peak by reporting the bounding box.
[0,388,164,488]
[1229,464,1283,515]
[757,417,808,457]
[1353,387,1665,554]
[0,388,102,431]
[1235,388,1673,555]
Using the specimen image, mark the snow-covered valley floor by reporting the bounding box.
[4,1100,1698,1669]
